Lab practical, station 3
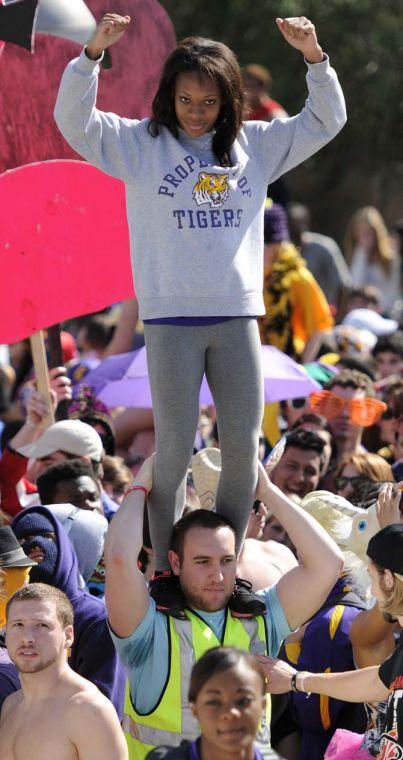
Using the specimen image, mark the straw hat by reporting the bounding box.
[191,437,286,510]
[191,448,222,510]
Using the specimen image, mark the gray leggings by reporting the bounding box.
[144,318,264,570]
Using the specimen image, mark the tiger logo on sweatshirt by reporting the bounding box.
[192,172,229,208]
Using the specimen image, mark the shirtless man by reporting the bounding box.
[238,537,298,591]
[0,583,128,760]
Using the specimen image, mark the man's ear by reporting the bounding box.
[65,624,74,650]
[168,550,180,576]
[383,569,395,591]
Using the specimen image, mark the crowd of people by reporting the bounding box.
[0,10,402,760]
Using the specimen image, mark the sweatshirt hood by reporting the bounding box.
[46,504,107,584]
[12,505,81,599]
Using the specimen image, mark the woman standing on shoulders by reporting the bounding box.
[54,13,346,613]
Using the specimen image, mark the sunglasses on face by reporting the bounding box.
[310,390,387,427]
[334,475,366,491]
[289,397,307,409]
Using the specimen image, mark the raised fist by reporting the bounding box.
[86,13,131,59]
[276,17,323,63]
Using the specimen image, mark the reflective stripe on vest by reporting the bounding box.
[123,609,271,759]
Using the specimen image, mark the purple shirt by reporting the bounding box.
[189,738,264,759]
[143,317,236,326]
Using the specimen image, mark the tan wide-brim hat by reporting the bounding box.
[191,438,287,510]
[191,447,222,510]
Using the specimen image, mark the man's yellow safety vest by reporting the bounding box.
[122,608,271,759]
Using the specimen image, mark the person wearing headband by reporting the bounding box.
[258,522,403,759]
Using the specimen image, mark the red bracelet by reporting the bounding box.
[124,485,149,498]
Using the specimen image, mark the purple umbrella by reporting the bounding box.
[82,351,136,394]
[84,345,321,409]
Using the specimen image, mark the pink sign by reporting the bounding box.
[0,160,134,342]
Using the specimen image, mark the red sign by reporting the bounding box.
[0,160,134,342]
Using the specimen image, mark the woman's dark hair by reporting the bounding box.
[188,646,266,702]
[81,418,115,456]
[149,37,246,166]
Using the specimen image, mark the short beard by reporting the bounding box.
[179,577,233,612]
[13,653,57,674]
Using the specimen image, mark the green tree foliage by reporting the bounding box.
[160,0,403,240]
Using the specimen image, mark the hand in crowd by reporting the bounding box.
[25,388,56,427]
[24,367,71,426]
[86,13,131,59]
[256,655,296,694]
[129,453,155,496]
[376,482,402,529]
[255,460,271,503]
[276,17,323,63]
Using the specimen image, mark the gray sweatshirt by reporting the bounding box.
[54,50,346,320]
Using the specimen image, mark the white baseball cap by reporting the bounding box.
[16,420,103,462]
[343,308,398,336]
